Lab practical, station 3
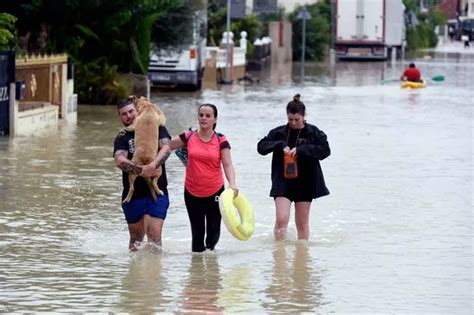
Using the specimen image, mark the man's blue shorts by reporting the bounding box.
[121,194,169,224]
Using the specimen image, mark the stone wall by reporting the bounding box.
[269,21,293,64]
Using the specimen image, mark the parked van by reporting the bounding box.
[148,0,207,90]
[460,17,474,41]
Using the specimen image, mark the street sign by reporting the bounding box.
[231,0,246,19]
[297,8,311,20]
[253,0,277,14]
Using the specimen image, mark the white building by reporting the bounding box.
[276,0,319,13]
[461,0,474,18]
[245,0,319,14]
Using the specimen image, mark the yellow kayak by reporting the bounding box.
[401,80,427,89]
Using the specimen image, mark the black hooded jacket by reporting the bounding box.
[257,123,330,199]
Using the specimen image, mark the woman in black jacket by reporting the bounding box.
[257,94,330,241]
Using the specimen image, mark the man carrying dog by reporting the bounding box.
[113,96,171,251]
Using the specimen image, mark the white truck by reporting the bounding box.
[148,0,207,90]
[335,0,405,60]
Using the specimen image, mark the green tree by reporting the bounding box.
[207,0,261,55]
[0,13,17,51]
[151,2,195,50]
[207,0,228,46]
[403,0,418,12]
[403,0,445,50]
[290,1,331,61]
[3,0,190,103]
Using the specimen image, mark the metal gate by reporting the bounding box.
[0,51,15,135]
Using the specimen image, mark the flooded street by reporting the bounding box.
[0,50,472,313]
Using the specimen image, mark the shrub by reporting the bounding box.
[0,13,16,50]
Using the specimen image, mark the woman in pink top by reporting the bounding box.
[171,104,238,252]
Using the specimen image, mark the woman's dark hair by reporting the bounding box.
[409,63,416,68]
[286,94,306,116]
[199,103,218,130]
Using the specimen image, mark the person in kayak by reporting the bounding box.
[400,63,422,82]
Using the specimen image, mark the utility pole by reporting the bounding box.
[330,0,336,65]
[297,7,311,83]
[223,0,232,84]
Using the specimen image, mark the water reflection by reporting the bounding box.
[264,242,321,313]
[333,61,387,86]
[270,62,292,86]
[117,253,167,313]
[407,91,421,105]
[218,263,255,312]
[181,254,224,313]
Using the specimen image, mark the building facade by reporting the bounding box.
[461,0,474,17]
[244,0,320,14]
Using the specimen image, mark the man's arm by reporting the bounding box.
[155,138,171,167]
[140,138,171,177]
[400,69,407,81]
[114,150,142,174]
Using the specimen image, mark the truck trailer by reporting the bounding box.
[335,0,405,60]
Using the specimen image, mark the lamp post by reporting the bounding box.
[297,7,311,82]
[330,0,336,65]
[223,0,232,84]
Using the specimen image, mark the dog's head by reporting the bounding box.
[134,97,152,114]
[135,97,166,126]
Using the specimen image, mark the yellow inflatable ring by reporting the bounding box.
[219,188,255,240]
[401,80,427,89]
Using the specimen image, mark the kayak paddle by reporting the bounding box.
[382,75,444,84]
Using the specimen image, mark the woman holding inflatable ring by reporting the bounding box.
[171,104,238,252]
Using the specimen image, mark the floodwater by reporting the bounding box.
[0,49,472,313]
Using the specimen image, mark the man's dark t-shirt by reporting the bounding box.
[113,126,170,201]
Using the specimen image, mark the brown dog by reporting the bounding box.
[122,96,166,203]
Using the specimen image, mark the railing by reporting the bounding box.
[203,31,275,83]
[233,47,246,67]
[206,31,248,69]
[206,46,246,69]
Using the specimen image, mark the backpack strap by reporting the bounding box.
[176,129,194,167]
[179,129,195,144]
